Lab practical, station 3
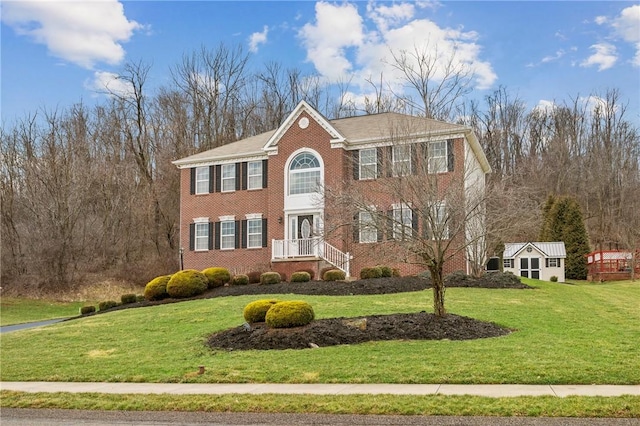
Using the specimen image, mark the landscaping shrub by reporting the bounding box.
[418,270,431,280]
[265,301,315,329]
[319,266,335,280]
[378,265,393,277]
[98,300,118,311]
[444,270,470,285]
[360,266,383,279]
[323,269,346,281]
[202,267,231,288]
[144,275,172,301]
[166,269,208,298]
[550,276,558,282]
[243,299,280,323]
[291,271,311,282]
[136,295,145,302]
[392,268,401,277]
[231,274,249,285]
[299,268,315,280]
[120,294,137,304]
[247,271,262,284]
[260,271,281,285]
[80,305,95,315]
[485,271,522,286]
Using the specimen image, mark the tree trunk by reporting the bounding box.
[429,263,446,317]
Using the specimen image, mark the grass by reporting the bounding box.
[2,391,639,418]
[0,298,89,326]
[1,279,639,385]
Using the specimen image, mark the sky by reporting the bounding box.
[2,1,639,124]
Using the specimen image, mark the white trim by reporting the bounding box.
[193,217,209,223]
[173,154,267,169]
[219,215,235,221]
[245,213,263,219]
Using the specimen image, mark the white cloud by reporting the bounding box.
[85,71,134,97]
[611,5,640,66]
[541,50,566,64]
[581,43,618,71]
[249,26,269,53]
[298,1,496,93]
[1,0,142,69]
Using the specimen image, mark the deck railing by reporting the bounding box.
[272,237,350,277]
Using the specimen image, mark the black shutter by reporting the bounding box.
[447,139,455,172]
[386,146,393,177]
[262,218,268,247]
[208,166,215,193]
[241,219,248,248]
[377,211,384,242]
[189,223,195,250]
[214,222,221,250]
[353,213,360,243]
[235,164,241,191]
[545,258,549,268]
[208,222,214,250]
[262,160,268,188]
[352,150,359,180]
[412,209,419,234]
[411,144,419,175]
[215,165,221,192]
[377,148,383,178]
[234,220,240,248]
[241,162,248,190]
[189,168,196,195]
[422,215,431,240]
[386,209,395,240]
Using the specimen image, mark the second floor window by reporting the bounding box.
[359,148,377,180]
[392,145,411,176]
[289,152,321,195]
[221,164,235,192]
[195,167,209,194]
[428,141,447,173]
[247,161,263,190]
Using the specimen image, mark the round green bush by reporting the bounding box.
[265,301,315,329]
[378,265,393,278]
[166,269,208,299]
[144,275,172,301]
[323,269,346,281]
[360,266,383,279]
[550,275,558,282]
[202,267,231,288]
[291,271,311,283]
[120,293,137,304]
[231,274,249,285]
[392,268,401,277]
[260,271,281,285]
[80,305,95,315]
[243,299,280,323]
[98,300,118,311]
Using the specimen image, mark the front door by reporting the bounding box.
[288,214,316,256]
[520,257,540,279]
[297,215,314,239]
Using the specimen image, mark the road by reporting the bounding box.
[1,409,639,425]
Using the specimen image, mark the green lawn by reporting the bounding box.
[0,298,88,326]
[1,279,638,385]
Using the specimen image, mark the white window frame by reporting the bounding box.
[503,258,514,269]
[359,148,377,180]
[194,222,209,251]
[428,140,447,174]
[289,152,321,195]
[392,145,412,177]
[359,210,377,243]
[247,218,263,248]
[221,164,236,193]
[247,161,263,190]
[220,220,235,250]
[195,166,209,195]
[392,203,413,240]
[427,202,448,240]
[548,258,560,268]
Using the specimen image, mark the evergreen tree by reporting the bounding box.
[539,195,590,279]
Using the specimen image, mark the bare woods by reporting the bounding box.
[1,44,638,294]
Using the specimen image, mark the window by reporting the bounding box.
[195,167,209,194]
[221,164,235,192]
[289,152,321,195]
[428,141,447,173]
[393,204,413,240]
[247,161,263,190]
[359,148,377,180]
[503,259,513,268]
[392,145,411,176]
[547,258,560,268]
[247,218,262,248]
[194,222,209,251]
[220,221,235,250]
[359,211,377,243]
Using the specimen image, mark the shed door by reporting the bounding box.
[520,257,540,279]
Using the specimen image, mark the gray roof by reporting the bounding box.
[504,242,567,259]
[173,109,472,168]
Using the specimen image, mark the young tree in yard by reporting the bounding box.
[540,195,590,280]
[325,118,489,317]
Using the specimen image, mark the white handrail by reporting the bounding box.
[272,238,351,277]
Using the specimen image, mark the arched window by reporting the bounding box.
[289,152,321,195]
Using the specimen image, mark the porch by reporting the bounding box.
[272,237,351,277]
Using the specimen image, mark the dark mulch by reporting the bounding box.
[207,312,512,351]
[205,274,526,351]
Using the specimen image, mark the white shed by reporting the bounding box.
[503,242,566,282]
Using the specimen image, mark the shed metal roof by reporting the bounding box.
[504,242,567,259]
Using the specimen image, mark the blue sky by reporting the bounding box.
[2,1,639,123]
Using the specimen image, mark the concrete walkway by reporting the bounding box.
[2,382,639,398]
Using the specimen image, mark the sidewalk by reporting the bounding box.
[2,382,639,397]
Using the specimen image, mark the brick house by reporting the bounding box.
[173,101,491,279]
